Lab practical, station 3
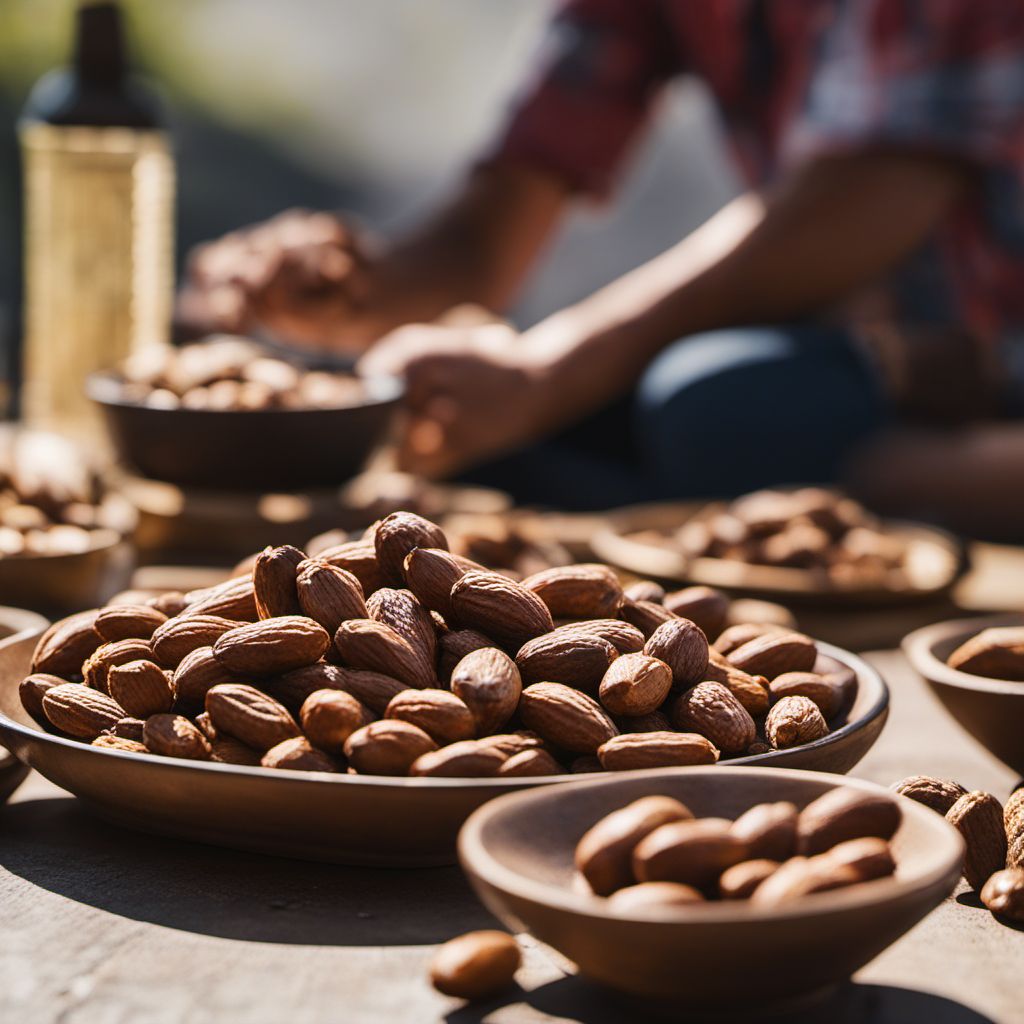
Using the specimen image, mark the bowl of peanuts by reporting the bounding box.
[458,767,963,1011]
[0,511,886,865]
[89,335,402,490]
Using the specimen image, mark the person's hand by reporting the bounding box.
[177,208,379,351]
[359,321,552,478]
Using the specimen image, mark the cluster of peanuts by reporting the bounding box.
[115,335,365,412]
[21,511,853,779]
[657,488,911,589]
[575,787,901,912]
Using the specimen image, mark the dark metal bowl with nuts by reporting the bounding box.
[89,336,403,490]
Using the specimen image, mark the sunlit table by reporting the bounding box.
[3,539,1024,1023]
[1,647,1019,1024]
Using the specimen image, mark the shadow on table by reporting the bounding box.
[0,796,497,946]
[445,978,996,1024]
[794,594,1019,654]
[956,889,1024,932]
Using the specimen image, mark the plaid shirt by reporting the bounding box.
[489,0,1024,348]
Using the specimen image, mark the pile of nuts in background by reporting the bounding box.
[112,335,365,412]
[21,511,854,777]
[0,431,128,558]
[660,488,911,588]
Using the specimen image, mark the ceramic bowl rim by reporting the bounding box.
[0,609,49,768]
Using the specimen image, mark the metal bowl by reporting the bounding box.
[88,372,403,491]
[0,631,887,865]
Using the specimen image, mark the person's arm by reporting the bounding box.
[363,149,970,477]
[181,0,675,350]
[324,163,571,345]
[178,164,570,351]
[521,150,970,433]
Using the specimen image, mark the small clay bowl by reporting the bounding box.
[903,614,1024,775]
[0,528,135,617]
[459,768,962,1013]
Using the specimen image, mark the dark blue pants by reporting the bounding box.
[463,325,889,510]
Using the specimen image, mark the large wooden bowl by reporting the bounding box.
[459,768,963,1011]
[0,632,887,865]
[903,614,1024,775]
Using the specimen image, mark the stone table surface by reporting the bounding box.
[2,648,1022,1024]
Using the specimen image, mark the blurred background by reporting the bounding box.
[0,0,740,392]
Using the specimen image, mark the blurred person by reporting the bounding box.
[181,0,1024,519]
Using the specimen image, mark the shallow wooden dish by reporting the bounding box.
[591,502,964,607]
[0,632,887,865]
[903,613,1024,775]
[459,768,962,1012]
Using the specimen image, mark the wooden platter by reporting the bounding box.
[591,502,965,607]
[0,631,887,865]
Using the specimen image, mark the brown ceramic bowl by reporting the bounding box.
[459,768,963,1012]
[903,613,1024,775]
[0,631,887,865]
[0,606,49,802]
[89,371,402,491]
[0,529,135,617]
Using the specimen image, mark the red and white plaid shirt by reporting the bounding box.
[488,0,1024,348]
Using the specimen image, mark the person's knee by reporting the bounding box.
[637,327,791,444]
[633,325,884,498]
[638,328,793,419]
[634,329,787,495]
